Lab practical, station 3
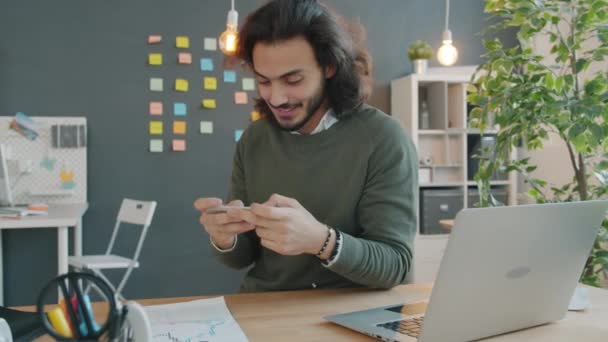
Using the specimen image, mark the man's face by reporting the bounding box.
[252,36,333,134]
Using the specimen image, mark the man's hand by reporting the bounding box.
[194,197,255,250]
[227,194,329,256]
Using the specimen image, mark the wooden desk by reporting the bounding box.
[23,283,608,341]
[439,219,455,231]
[0,203,88,305]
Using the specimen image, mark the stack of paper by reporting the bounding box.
[0,206,48,219]
[144,297,248,342]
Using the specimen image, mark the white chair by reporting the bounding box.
[69,198,157,300]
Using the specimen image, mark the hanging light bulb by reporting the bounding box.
[437,30,458,66]
[219,0,238,56]
[437,0,458,66]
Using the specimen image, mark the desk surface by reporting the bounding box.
[22,283,608,341]
[0,203,88,229]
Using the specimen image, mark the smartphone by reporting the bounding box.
[206,205,251,214]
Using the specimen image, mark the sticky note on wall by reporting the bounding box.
[150,121,163,135]
[200,121,213,134]
[251,111,262,122]
[173,121,186,135]
[150,78,163,91]
[178,52,192,64]
[202,99,216,109]
[148,35,162,44]
[224,70,236,83]
[204,77,217,90]
[176,36,190,48]
[149,53,163,65]
[242,78,255,91]
[173,139,186,151]
[204,38,217,51]
[235,130,244,142]
[174,102,187,116]
[234,92,248,104]
[200,58,214,71]
[149,101,163,115]
[150,139,163,152]
[175,79,189,92]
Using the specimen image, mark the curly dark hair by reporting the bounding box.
[236,0,373,119]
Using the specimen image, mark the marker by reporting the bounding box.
[48,307,73,338]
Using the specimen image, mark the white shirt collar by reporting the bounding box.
[291,108,338,135]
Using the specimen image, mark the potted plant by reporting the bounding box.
[408,40,433,74]
[468,0,608,286]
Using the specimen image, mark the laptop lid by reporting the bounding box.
[325,200,607,342]
[419,200,608,342]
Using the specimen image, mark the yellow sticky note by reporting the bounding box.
[173,121,186,135]
[149,121,163,135]
[175,79,189,92]
[176,36,190,48]
[149,53,162,65]
[202,99,217,109]
[173,139,186,151]
[204,77,217,90]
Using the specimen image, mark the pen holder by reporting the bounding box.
[36,272,127,341]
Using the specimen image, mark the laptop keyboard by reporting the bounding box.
[377,316,424,338]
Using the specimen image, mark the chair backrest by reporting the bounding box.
[105,199,157,256]
[117,199,157,226]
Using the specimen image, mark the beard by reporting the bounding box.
[264,79,327,132]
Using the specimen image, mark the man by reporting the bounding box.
[194,0,418,292]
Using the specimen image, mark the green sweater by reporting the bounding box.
[212,104,418,292]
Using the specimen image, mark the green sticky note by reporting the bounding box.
[150,139,163,152]
[242,78,255,91]
[200,121,213,134]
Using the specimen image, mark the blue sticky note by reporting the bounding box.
[174,102,187,116]
[234,129,244,142]
[224,70,236,83]
[200,58,214,71]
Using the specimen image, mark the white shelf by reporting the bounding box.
[420,182,463,187]
[27,190,75,197]
[467,180,510,186]
[419,129,464,135]
[392,71,516,283]
[432,164,462,168]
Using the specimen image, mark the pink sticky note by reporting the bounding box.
[234,92,248,104]
[149,101,163,115]
[178,52,192,64]
[148,35,162,44]
[173,139,186,151]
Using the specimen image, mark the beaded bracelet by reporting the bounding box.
[316,226,333,258]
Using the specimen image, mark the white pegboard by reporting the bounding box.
[0,116,87,205]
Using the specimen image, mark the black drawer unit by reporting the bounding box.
[420,188,464,235]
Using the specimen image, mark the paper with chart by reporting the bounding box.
[145,297,248,342]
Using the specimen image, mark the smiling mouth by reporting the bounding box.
[275,105,301,119]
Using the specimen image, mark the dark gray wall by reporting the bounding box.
[0,0,513,306]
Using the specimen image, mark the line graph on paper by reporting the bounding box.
[145,297,248,342]
[152,319,226,342]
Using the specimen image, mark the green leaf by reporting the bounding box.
[544,73,555,90]
[576,58,591,73]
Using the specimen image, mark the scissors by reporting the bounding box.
[36,272,126,341]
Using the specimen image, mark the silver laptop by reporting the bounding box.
[325,200,608,342]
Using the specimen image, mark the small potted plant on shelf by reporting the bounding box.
[408,40,433,74]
